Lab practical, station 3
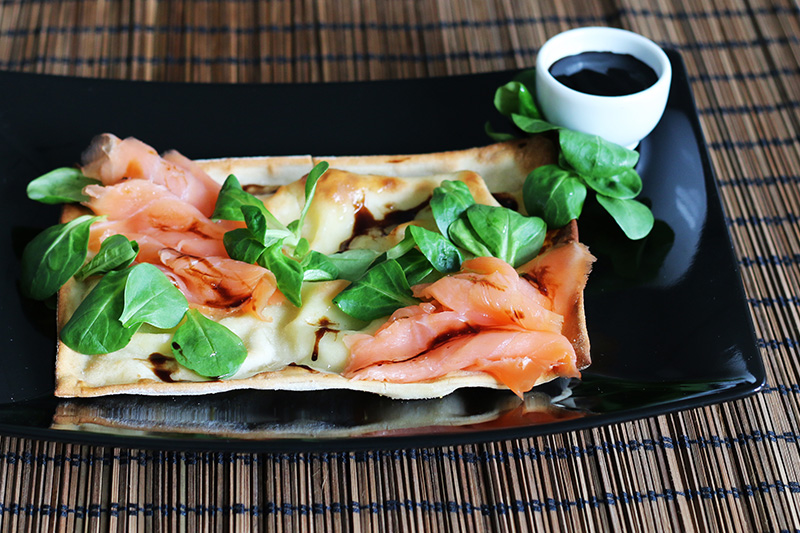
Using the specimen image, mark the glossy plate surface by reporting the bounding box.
[0,51,764,451]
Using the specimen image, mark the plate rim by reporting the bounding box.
[0,49,766,451]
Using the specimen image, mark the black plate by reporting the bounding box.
[0,51,764,452]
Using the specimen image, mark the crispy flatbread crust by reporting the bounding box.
[55,137,591,399]
[197,136,557,191]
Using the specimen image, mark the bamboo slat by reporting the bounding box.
[2,0,800,530]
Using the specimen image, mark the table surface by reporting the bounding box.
[2,0,799,531]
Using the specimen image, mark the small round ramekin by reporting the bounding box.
[535,27,672,149]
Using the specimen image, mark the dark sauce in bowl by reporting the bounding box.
[548,51,658,97]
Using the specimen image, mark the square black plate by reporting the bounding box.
[0,51,764,451]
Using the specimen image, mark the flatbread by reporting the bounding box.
[54,136,591,399]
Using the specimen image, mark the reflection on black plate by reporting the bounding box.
[0,51,764,452]
[49,387,586,440]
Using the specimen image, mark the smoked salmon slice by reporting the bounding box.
[345,240,594,397]
[81,134,222,217]
[344,303,474,373]
[78,136,273,314]
[349,330,579,399]
[84,179,236,264]
[517,238,595,369]
[159,249,277,308]
[413,256,563,331]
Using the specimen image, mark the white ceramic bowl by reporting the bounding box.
[535,27,671,149]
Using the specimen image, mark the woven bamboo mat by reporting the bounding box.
[1,0,800,530]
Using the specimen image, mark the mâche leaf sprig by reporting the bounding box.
[21,166,249,377]
[486,71,655,240]
[217,161,334,307]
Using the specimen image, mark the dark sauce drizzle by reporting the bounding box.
[427,324,478,351]
[338,200,429,252]
[148,352,177,383]
[168,252,249,308]
[492,192,518,211]
[311,317,337,361]
[522,271,548,296]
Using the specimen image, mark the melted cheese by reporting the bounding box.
[58,167,503,392]
[261,168,499,254]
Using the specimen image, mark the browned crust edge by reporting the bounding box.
[54,364,574,400]
[546,220,592,370]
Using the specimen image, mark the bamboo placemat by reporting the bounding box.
[2,0,800,530]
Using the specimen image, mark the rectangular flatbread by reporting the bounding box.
[53,134,592,399]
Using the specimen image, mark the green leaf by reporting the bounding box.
[407,225,462,273]
[258,240,304,307]
[295,161,329,237]
[213,175,290,232]
[430,180,476,236]
[582,167,643,200]
[241,205,268,243]
[75,234,139,281]
[60,269,135,355]
[484,121,517,142]
[506,215,547,266]
[119,263,189,329]
[395,249,438,286]
[293,237,310,259]
[448,217,492,259]
[462,204,547,267]
[494,81,540,119]
[511,69,537,91]
[223,228,266,264]
[523,165,587,228]
[559,129,639,178]
[385,232,417,261]
[20,214,99,300]
[511,114,561,134]
[211,175,264,221]
[325,249,381,281]
[333,260,419,321]
[301,250,339,281]
[171,309,247,378]
[596,195,655,240]
[26,167,101,204]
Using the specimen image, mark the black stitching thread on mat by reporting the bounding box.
[1,53,532,68]
[739,254,800,267]
[763,384,800,394]
[717,176,800,188]
[692,68,800,82]
[699,101,800,115]
[1,426,799,467]
[1,481,799,517]
[709,137,800,150]
[620,5,800,19]
[1,36,799,69]
[748,296,800,307]
[0,15,619,35]
[0,3,797,22]
[757,338,799,349]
